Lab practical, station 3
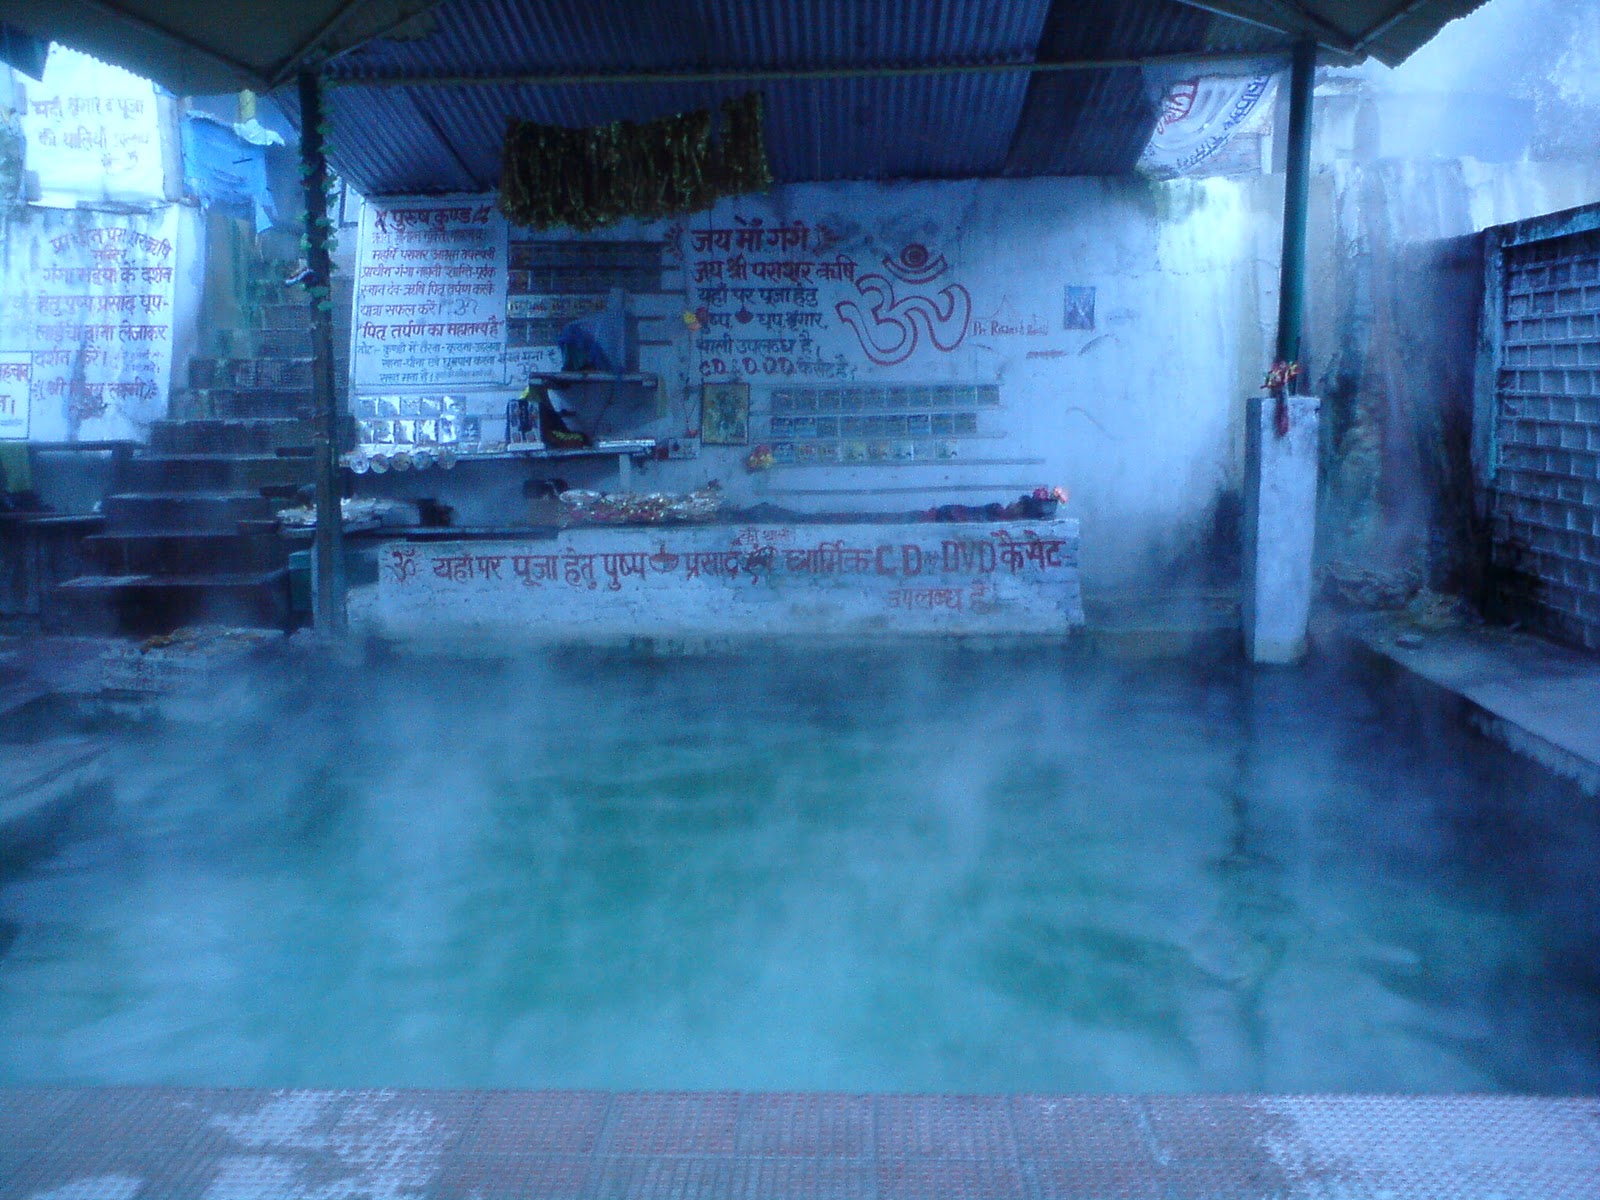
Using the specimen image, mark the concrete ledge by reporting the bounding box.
[361,521,1084,643]
[1,1088,1596,1199]
[1344,613,1600,796]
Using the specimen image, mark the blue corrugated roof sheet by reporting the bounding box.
[310,0,1285,196]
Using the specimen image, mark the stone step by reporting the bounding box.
[188,357,313,390]
[57,569,289,591]
[211,327,314,359]
[53,571,291,635]
[148,419,313,455]
[170,388,312,421]
[118,453,311,493]
[83,530,288,576]
[248,282,307,309]
[102,492,278,534]
[258,301,310,330]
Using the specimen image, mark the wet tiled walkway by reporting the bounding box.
[2,1089,1597,1199]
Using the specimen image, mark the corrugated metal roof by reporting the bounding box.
[328,69,1037,195]
[2,0,1489,99]
[1171,0,1491,66]
[311,0,1058,195]
[328,86,482,194]
[327,0,1053,79]
[1004,0,1217,176]
[275,0,1482,196]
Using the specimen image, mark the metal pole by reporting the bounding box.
[328,46,1296,91]
[1275,39,1317,370]
[298,67,347,636]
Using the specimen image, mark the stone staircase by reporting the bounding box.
[53,289,320,635]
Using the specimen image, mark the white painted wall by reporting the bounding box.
[354,176,1281,595]
[693,177,1277,582]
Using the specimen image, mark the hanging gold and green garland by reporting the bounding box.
[498,91,773,230]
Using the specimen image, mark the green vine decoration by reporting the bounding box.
[499,91,773,230]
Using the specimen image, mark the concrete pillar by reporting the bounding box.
[1243,395,1320,664]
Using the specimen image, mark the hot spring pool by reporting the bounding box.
[1,644,1597,1093]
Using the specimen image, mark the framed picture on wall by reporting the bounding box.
[701,382,750,445]
[1064,285,1096,331]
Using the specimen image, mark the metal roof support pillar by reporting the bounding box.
[1244,37,1320,666]
[1275,38,1316,367]
[298,67,347,636]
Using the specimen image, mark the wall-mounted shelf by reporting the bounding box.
[487,438,657,485]
[342,439,658,485]
[457,439,656,460]
[534,372,657,386]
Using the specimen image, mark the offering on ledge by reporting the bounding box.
[558,485,723,525]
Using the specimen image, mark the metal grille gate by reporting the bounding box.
[1491,230,1600,651]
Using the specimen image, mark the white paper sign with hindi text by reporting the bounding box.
[352,198,509,391]
[16,206,181,440]
[0,353,31,439]
[20,44,167,207]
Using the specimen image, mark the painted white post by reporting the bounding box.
[1243,394,1320,664]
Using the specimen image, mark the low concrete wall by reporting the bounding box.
[363,520,1083,642]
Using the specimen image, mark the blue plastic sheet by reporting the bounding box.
[181,114,277,232]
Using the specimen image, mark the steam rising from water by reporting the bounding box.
[0,646,1596,1092]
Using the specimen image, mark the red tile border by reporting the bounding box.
[0,1135,227,1200]
[430,1153,593,1200]
[1029,1160,1177,1200]
[1274,1094,1600,1167]
[4,1088,1600,1200]
[1010,1095,1154,1162]
[600,1091,742,1157]
[589,1155,738,1200]
[875,1094,1018,1160]
[736,1092,874,1158]
[1140,1094,1290,1162]
[41,1087,247,1168]
[177,1086,355,1146]
[876,1155,1030,1200]
[460,1089,609,1155]
[331,1087,487,1147]
[0,1087,86,1150]
[1031,1158,1311,1200]
[731,1157,876,1200]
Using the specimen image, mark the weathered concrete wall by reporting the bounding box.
[1308,168,1491,599]
[362,520,1082,642]
[1304,161,1600,603]
[1301,4,1600,603]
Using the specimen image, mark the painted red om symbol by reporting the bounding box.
[835,242,972,367]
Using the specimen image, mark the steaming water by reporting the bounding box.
[1,646,1597,1092]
